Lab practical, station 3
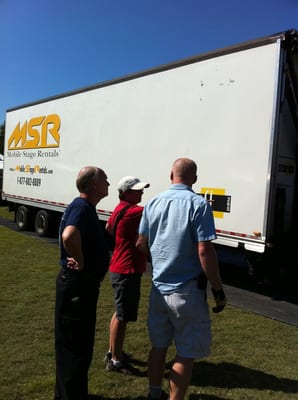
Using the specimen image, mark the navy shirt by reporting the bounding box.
[59,197,110,284]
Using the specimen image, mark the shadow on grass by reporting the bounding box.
[190,360,298,394]
[189,395,229,400]
[88,395,228,400]
[129,356,147,367]
[88,397,150,400]
[88,397,149,400]
[89,359,298,400]
[88,396,228,400]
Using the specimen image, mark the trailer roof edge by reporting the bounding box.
[6,29,298,114]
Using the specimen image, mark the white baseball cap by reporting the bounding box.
[117,176,150,192]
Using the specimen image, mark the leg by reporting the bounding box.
[109,273,141,362]
[82,285,99,371]
[54,271,90,400]
[148,347,168,398]
[147,286,172,398]
[110,313,127,361]
[169,355,194,400]
[108,312,116,352]
[168,281,211,400]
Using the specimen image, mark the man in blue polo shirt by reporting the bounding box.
[136,158,226,400]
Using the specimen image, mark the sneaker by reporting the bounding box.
[106,359,139,375]
[103,351,112,364]
[103,350,132,364]
[147,390,168,400]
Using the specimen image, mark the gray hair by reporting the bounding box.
[76,166,104,193]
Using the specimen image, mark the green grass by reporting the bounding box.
[0,206,298,399]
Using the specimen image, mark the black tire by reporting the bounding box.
[15,205,33,231]
[35,209,50,237]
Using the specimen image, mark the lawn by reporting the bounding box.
[0,208,298,399]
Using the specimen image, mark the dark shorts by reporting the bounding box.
[109,271,142,321]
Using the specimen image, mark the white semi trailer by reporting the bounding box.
[2,29,298,277]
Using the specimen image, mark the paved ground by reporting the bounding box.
[1,215,298,327]
[216,261,298,327]
[215,284,298,327]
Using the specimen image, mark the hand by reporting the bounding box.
[212,288,226,313]
[66,257,81,271]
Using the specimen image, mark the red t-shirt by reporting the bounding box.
[108,201,147,274]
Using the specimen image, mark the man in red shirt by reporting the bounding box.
[105,176,150,374]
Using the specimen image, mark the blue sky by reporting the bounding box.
[1,0,298,123]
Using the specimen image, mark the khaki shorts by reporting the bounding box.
[148,280,211,358]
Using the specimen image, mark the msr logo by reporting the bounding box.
[8,114,61,150]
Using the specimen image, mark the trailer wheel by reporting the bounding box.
[15,206,33,231]
[35,210,50,237]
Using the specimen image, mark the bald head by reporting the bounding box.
[76,166,104,193]
[75,166,109,205]
[171,158,197,186]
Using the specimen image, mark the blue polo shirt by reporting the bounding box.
[139,184,216,293]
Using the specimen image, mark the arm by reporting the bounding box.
[136,234,150,257]
[198,241,222,290]
[62,225,84,271]
[198,241,226,312]
[105,222,113,235]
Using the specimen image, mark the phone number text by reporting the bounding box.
[17,177,42,186]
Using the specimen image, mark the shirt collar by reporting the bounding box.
[169,183,194,192]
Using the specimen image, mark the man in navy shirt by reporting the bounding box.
[54,166,110,400]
